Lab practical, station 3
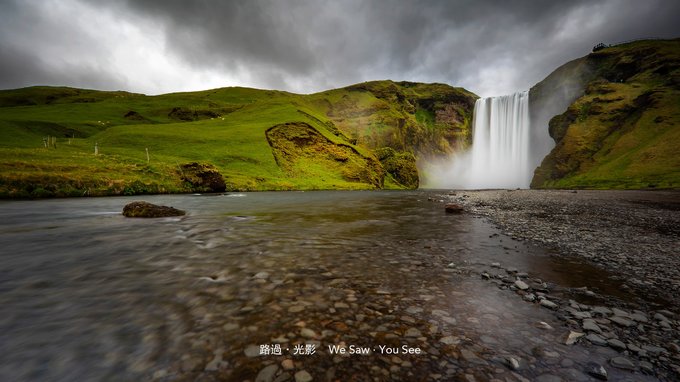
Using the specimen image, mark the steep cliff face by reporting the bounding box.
[530,39,680,189]
[309,81,477,158]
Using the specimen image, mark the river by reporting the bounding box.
[0,191,663,381]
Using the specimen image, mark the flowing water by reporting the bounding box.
[467,92,531,189]
[0,192,655,381]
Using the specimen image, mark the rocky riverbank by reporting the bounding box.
[440,190,680,308]
[432,189,680,380]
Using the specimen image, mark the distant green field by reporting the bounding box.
[0,82,476,197]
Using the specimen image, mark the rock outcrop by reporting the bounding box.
[266,122,385,189]
[530,39,680,189]
[179,163,227,192]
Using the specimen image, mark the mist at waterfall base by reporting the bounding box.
[426,91,549,189]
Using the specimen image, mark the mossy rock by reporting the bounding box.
[266,122,385,189]
[374,147,419,189]
[179,162,227,192]
[123,201,185,218]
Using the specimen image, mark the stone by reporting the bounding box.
[523,293,536,302]
[610,356,636,371]
[607,338,627,351]
[122,201,186,217]
[540,299,558,309]
[639,360,655,375]
[586,333,608,346]
[294,370,313,382]
[282,359,295,370]
[654,313,669,321]
[404,328,421,338]
[630,313,648,323]
[535,321,553,330]
[582,319,603,334]
[572,311,592,320]
[503,356,520,370]
[300,328,317,339]
[592,306,612,316]
[256,365,280,382]
[245,344,261,357]
[514,280,530,290]
[609,316,633,327]
[445,204,464,214]
[440,336,459,345]
[611,308,630,318]
[585,362,608,380]
[642,345,667,356]
[564,331,585,345]
[460,349,487,365]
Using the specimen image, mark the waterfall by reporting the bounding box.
[465,91,531,188]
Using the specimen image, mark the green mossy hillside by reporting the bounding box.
[0,81,476,197]
[531,39,680,189]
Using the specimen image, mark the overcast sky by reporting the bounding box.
[1,0,679,97]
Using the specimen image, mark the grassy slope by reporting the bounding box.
[532,39,680,189]
[0,81,475,197]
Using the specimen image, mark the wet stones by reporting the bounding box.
[586,334,608,346]
[444,203,464,214]
[255,364,279,382]
[582,319,603,334]
[585,362,608,380]
[564,331,585,345]
[514,280,530,290]
[294,370,313,382]
[607,338,627,351]
[610,356,636,371]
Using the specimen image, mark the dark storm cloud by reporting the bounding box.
[1,0,679,96]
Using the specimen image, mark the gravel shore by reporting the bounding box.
[442,189,680,308]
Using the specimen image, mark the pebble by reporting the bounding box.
[404,328,421,338]
[607,338,627,351]
[514,280,529,290]
[640,360,655,375]
[294,370,313,382]
[503,356,520,370]
[282,359,295,370]
[564,331,584,345]
[256,365,279,382]
[245,344,261,357]
[609,316,633,327]
[582,319,603,334]
[440,336,459,345]
[460,349,487,365]
[592,307,612,316]
[610,356,636,371]
[540,299,558,309]
[300,328,317,339]
[586,333,608,346]
[585,362,608,380]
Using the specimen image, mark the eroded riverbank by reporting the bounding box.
[0,191,678,381]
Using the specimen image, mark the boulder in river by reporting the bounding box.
[445,203,464,214]
[122,201,186,218]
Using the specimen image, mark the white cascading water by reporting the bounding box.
[465,91,531,188]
